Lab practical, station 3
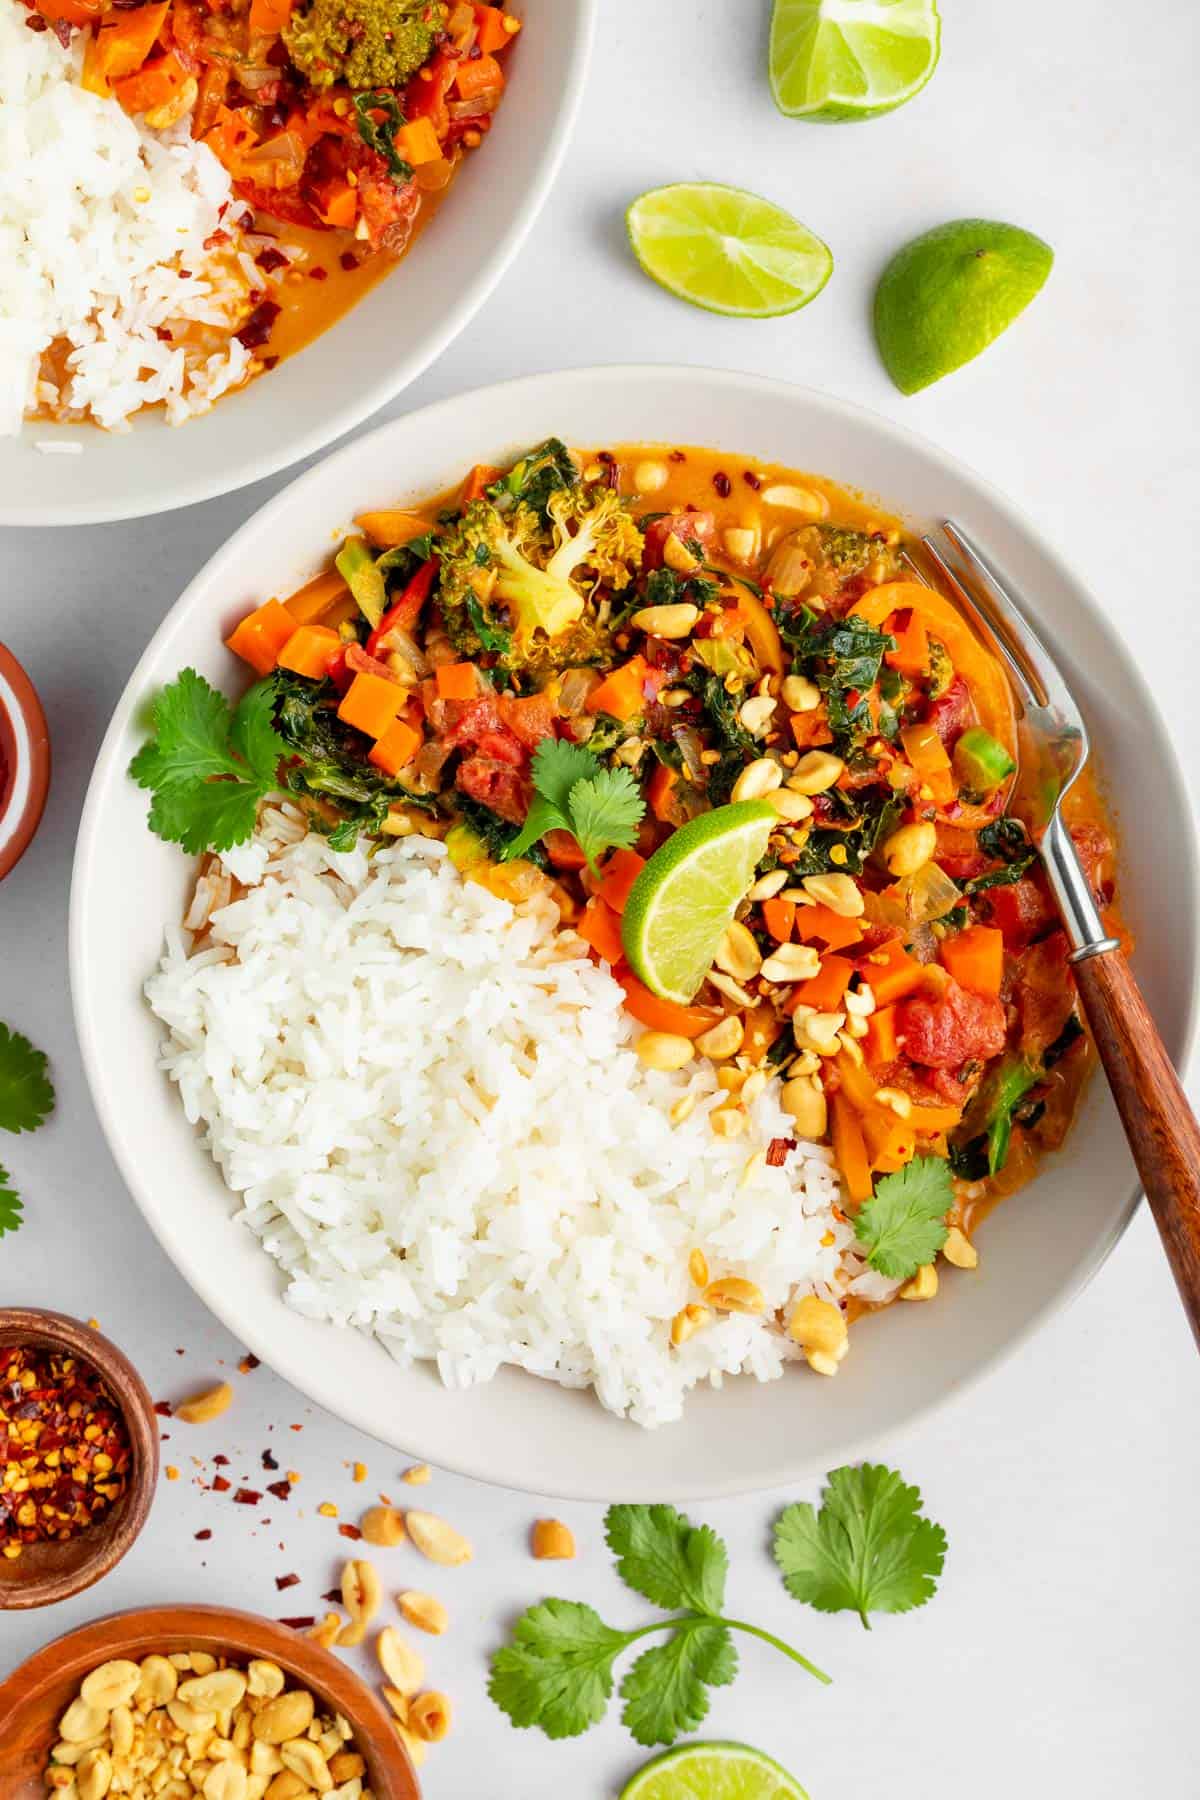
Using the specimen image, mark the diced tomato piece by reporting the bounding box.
[475,729,525,767]
[933,822,989,882]
[642,511,715,570]
[455,755,529,822]
[897,978,1007,1070]
[1014,930,1076,1061]
[983,876,1057,949]
[502,692,558,750]
[925,674,972,748]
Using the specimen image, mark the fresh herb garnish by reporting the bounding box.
[503,739,644,874]
[852,1154,953,1278]
[643,565,720,610]
[0,1023,56,1240]
[352,90,412,183]
[774,1464,947,1630]
[489,1503,830,1747]
[686,671,757,805]
[488,438,578,522]
[963,856,1035,895]
[129,670,287,855]
[978,816,1030,862]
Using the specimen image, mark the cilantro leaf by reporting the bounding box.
[852,1155,953,1279]
[503,795,572,864]
[488,1599,627,1740]
[774,1464,947,1629]
[130,670,284,855]
[0,1023,55,1135]
[605,1503,727,1615]
[0,1167,23,1237]
[620,1623,736,1747]
[530,738,601,814]
[567,766,643,873]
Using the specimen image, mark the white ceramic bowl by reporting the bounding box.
[0,0,595,529]
[70,368,1199,1500]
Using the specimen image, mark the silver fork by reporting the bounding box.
[908,522,1200,1347]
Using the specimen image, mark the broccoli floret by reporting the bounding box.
[284,0,445,92]
[437,483,644,675]
[815,524,901,579]
[488,437,579,522]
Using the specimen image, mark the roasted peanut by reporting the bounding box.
[246,1661,285,1700]
[359,1504,406,1547]
[81,1660,140,1712]
[405,1510,473,1566]
[175,1381,233,1425]
[178,1669,247,1713]
[337,1557,382,1648]
[376,1627,424,1696]
[407,1691,452,1743]
[531,1518,576,1560]
[704,1277,765,1315]
[252,1690,315,1745]
[397,1591,449,1635]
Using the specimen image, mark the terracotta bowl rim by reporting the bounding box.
[0,1308,159,1610]
[0,1602,419,1798]
[0,641,51,883]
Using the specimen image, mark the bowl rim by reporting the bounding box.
[0,1308,159,1609]
[68,365,1200,1499]
[0,642,51,882]
[0,0,599,529]
[0,1602,419,1797]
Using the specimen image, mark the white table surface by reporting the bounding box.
[3,2,1199,1794]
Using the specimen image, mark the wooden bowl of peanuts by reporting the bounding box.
[0,1309,160,1610]
[0,1606,421,1800]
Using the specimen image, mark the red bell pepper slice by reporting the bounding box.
[366,557,439,658]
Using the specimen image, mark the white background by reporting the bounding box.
[3,2,1200,1795]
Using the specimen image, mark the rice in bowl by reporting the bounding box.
[146,807,896,1428]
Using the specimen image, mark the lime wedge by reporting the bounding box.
[874,218,1054,393]
[770,0,941,121]
[622,802,776,1004]
[622,1742,809,1800]
[626,183,833,319]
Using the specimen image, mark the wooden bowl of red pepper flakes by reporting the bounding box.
[0,1310,158,1610]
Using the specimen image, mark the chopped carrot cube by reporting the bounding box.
[795,904,863,953]
[284,567,348,625]
[940,924,1004,998]
[453,52,504,101]
[473,3,515,52]
[762,897,796,944]
[578,897,624,967]
[277,624,341,681]
[368,716,422,777]
[596,849,645,914]
[788,956,853,1014]
[226,599,297,676]
[586,655,654,722]
[790,710,834,749]
[396,116,443,165]
[865,1005,898,1065]
[337,672,404,740]
[434,662,479,702]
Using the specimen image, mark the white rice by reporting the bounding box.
[0,2,272,435]
[146,808,898,1427]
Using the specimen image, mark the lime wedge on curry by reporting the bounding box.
[622,802,776,1004]
[626,184,833,319]
[874,218,1054,394]
[621,1742,809,1800]
[770,0,941,121]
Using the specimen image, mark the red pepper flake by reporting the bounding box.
[0,1345,131,1558]
[239,1353,261,1373]
[203,229,231,251]
[233,1487,262,1506]
[178,269,192,280]
[262,1448,279,1470]
[235,300,280,352]
[308,267,328,282]
[278,1615,315,1629]
[212,1453,230,1466]
[266,1479,292,1502]
[50,15,71,43]
[154,1401,173,1417]
[261,356,280,371]
[211,1474,231,1493]
[337,1523,363,1541]
[275,1572,300,1590]
[766,1136,797,1168]
[742,470,762,490]
[256,248,289,275]
[339,251,359,272]
[194,1528,212,1541]
[25,15,48,30]
[321,1586,341,1603]
[669,449,686,464]
[712,471,732,498]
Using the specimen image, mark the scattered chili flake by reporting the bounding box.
[262,1448,279,1471]
[155,327,173,343]
[0,1345,132,1559]
[275,1572,300,1590]
[712,471,732,498]
[50,16,71,44]
[278,1615,315,1629]
[154,1401,173,1417]
[289,1423,303,1432]
[766,1136,797,1168]
[339,252,359,272]
[211,1474,231,1493]
[338,1523,363,1541]
[256,248,289,275]
[203,229,231,251]
[239,1353,261,1373]
[233,1487,261,1506]
[669,449,686,464]
[309,267,329,282]
[25,15,48,30]
[287,1470,301,1483]
[742,470,761,489]
[212,1453,230,1466]
[261,356,280,371]
[322,1587,341,1603]
[266,1480,292,1502]
[235,300,281,353]
[195,1528,212,1541]
[178,269,192,280]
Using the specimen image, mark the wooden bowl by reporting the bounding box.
[0,1605,421,1800]
[0,1310,159,1610]
[0,642,50,882]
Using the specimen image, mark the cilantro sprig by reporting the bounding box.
[129,670,287,856]
[0,1022,56,1240]
[852,1154,953,1279]
[489,1503,830,1748]
[503,738,645,876]
[774,1464,947,1629]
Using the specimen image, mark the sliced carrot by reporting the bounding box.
[830,1094,874,1205]
[862,1108,917,1171]
[460,462,500,504]
[646,760,678,823]
[248,0,295,31]
[578,897,625,968]
[761,897,795,944]
[852,581,1017,760]
[789,956,853,1014]
[337,672,404,740]
[900,718,955,804]
[616,972,718,1040]
[833,1053,877,1113]
[113,49,188,116]
[435,663,479,702]
[473,3,515,52]
[277,625,341,681]
[885,610,929,676]
[585,654,654,722]
[909,1099,963,1133]
[939,924,1004,999]
[790,709,834,749]
[368,716,421,777]
[862,938,928,1006]
[453,52,504,101]
[737,590,785,675]
[596,848,646,914]
[865,1005,898,1065]
[354,510,432,549]
[544,829,588,872]
[284,567,348,625]
[396,116,443,165]
[316,182,357,230]
[226,600,296,676]
[795,904,863,953]
[94,2,167,83]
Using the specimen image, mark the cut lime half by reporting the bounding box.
[770,0,941,121]
[621,1741,809,1800]
[627,183,833,319]
[621,802,777,1004]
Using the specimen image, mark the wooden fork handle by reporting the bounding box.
[1071,947,1200,1346]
